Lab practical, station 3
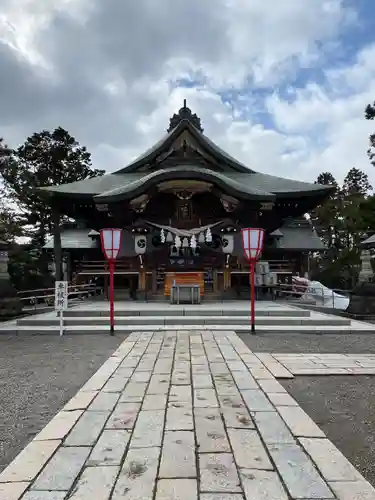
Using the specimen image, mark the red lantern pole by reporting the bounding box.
[241,227,265,335]
[250,260,255,333]
[109,259,115,335]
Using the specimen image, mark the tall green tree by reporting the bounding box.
[341,168,372,251]
[0,128,105,280]
[310,167,375,288]
[342,167,372,196]
[310,172,340,252]
[365,101,375,167]
[0,202,25,242]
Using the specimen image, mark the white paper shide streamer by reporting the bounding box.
[175,235,181,248]
[190,234,197,250]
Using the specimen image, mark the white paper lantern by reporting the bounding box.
[182,237,189,248]
[134,235,147,255]
[198,233,205,243]
[222,234,234,254]
[205,228,212,243]
[175,235,181,248]
[166,232,173,242]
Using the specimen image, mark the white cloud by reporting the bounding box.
[265,43,375,183]
[0,0,373,190]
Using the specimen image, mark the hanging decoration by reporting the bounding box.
[160,229,166,243]
[205,227,212,243]
[190,234,197,250]
[198,232,205,243]
[166,232,173,243]
[175,235,182,248]
[182,237,189,248]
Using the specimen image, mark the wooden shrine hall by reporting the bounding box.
[43,101,332,301]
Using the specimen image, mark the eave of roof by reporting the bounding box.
[361,234,375,248]
[239,173,333,198]
[94,166,275,203]
[39,174,140,198]
[41,169,333,201]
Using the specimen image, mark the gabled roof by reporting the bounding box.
[275,226,325,251]
[113,118,252,174]
[271,218,325,251]
[44,229,98,249]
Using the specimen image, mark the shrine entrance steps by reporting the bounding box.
[0,301,374,335]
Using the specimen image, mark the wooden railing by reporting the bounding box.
[237,260,295,272]
[76,260,137,274]
[18,284,103,312]
[268,260,295,272]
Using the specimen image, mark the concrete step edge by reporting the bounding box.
[1,325,373,335]
[61,310,311,317]
[17,317,351,326]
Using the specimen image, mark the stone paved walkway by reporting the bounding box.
[259,353,375,375]
[1,330,375,500]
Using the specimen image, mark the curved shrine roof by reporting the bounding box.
[43,168,332,200]
[94,166,275,203]
[40,101,333,202]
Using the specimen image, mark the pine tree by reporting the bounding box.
[0,128,105,280]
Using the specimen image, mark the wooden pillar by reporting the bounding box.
[213,269,218,293]
[151,270,157,293]
[139,268,146,291]
[223,268,231,289]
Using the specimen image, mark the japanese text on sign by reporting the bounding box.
[55,281,68,311]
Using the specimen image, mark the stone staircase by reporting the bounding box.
[1,301,374,335]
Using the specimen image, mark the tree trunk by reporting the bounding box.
[52,206,63,281]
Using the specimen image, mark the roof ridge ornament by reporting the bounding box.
[167,99,204,133]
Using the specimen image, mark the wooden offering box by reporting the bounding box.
[164,272,204,296]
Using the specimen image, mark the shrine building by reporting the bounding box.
[43,101,331,300]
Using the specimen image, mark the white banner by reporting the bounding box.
[55,281,68,311]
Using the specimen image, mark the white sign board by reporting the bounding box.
[55,281,68,311]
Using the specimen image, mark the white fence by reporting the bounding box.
[18,283,103,312]
[277,278,350,310]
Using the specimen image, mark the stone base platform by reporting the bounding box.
[2,301,375,335]
[1,330,374,500]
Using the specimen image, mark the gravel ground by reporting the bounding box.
[2,330,375,487]
[237,333,375,487]
[0,333,126,472]
[237,332,375,353]
[282,376,375,487]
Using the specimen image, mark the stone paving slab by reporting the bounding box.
[270,353,375,375]
[1,330,375,500]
